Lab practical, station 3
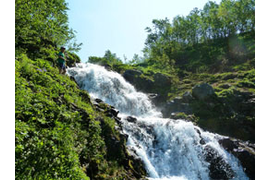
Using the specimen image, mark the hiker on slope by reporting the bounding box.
[57,46,67,74]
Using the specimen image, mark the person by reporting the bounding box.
[57,46,67,74]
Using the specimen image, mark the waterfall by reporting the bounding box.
[67,63,249,180]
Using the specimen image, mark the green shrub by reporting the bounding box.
[15,54,105,179]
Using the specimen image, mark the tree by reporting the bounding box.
[103,50,122,64]
[142,0,255,73]
[15,0,75,56]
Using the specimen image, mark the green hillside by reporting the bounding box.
[15,0,255,179]
[15,0,145,179]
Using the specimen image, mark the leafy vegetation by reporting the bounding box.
[143,0,254,74]
[15,0,82,59]
[15,53,145,179]
[16,55,93,179]
[15,0,145,179]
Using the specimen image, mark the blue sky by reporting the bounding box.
[66,0,222,63]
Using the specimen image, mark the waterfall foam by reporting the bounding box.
[67,63,248,180]
[68,63,161,117]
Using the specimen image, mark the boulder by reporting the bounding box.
[192,83,215,100]
[123,69,143,82]
[153,73,172,88]
[122,70,172,101]
[104,108,119,118]
[123,69,155,92]
[126,116,137,123]
[95,98,103,103]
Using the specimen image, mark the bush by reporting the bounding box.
[15,54,104,179]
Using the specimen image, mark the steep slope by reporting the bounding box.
[15,54,146,179]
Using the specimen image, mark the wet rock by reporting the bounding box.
[95,98,103,103]
[219,138,255,180]
[194,128,206,145]
[105,108,119,118]
[126,116,137,123]
[203,145,234,179]
[114,116,122,125]
[124,147,147,179]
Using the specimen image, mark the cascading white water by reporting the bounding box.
[67,63,160,117]
[67,63,248,180]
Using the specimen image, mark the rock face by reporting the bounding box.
[203,145,235,179]
[161,97,193,118]
[218,138,255,180]
[159,84,215,118]
[148,93,167,107]
[123,69,155,92]
[123,69,142,78]
[195,129,234,179]
[155,81,254,143]
[91,98,147,179]
[122,70,172,97]
[192,83,215,100]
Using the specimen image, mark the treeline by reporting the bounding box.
[142,0,255,74]
[87,0,255,75]
[88,50,122,65]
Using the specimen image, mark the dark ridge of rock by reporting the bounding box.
[126,116,137,123]
[192,83,215,100]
